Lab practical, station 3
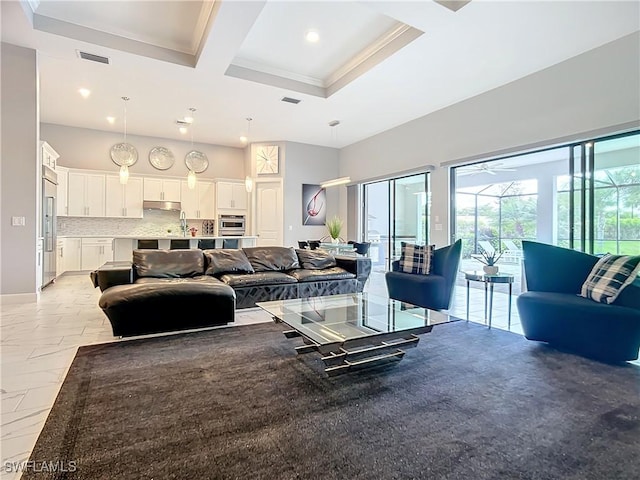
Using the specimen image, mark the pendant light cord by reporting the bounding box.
[122,96,129,143]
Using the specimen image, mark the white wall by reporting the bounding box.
[1,43,39,296]
[339,32,640,246]
[41,123,245,180]
[282,142,341,247]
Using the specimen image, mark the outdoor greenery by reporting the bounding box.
[456,182,538,259]
[557,167,640,255]
[456,164,639,259]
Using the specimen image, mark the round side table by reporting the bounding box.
[464,270,515,329]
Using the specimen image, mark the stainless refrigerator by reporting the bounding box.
[42,165,57,288]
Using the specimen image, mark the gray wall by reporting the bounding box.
[339,32,640,246]
[1,43,39,295]
[41,123,245,180]
[282,142,340,247]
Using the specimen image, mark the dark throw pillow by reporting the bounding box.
[242,246,300,272]
[295,249,337,270]
[204,249,254,276]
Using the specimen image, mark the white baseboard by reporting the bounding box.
[1,292,38,304]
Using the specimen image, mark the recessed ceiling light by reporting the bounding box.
[179,127,188,134]
[305,30,319,43]
[240,136,248,143]
[106,116,115,124]
[78,88,91,98]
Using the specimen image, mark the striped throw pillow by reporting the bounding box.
[399,242,434,275]
[580,254,640,304]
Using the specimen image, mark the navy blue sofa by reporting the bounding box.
[517,241,640,362]
[385,240,462,310]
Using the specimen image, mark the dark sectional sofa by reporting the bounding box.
[92,246,371,337]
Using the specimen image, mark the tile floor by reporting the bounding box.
[0,273,271,480]
[0,269,524,479]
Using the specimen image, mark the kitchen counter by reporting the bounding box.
[59,235,256,240]
[56,236,258,261]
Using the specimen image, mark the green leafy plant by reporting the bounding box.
[477,250,503,266]
[326,215,343,240]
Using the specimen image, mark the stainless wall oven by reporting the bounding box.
[218,214,246,236]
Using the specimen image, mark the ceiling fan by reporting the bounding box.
[457,162,517,176]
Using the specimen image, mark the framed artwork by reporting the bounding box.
[302,184,326,225]
[256,145,279,175]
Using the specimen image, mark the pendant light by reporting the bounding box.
[240,117,252,144]
[109,96,138,185]
[243,117,253,192]
[245,176,254,193]
[187,107,197,190]
[120,96,131,184]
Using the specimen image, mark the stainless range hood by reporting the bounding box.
[143,200,182,211]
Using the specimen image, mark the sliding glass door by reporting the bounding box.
[451,130,639,289]
[562,132,639,254]
[363,173,430,273]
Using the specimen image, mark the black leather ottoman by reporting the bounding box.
[99,277,235,337]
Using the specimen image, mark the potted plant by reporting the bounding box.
[326,216,343,244]
[476,249,502,274]
[189,227,198,237]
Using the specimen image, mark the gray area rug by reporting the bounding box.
[25,321,640,480]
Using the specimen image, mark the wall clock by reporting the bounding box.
[256,145,279,175]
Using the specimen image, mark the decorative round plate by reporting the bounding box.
[110,143,138,166]
[185,150,209,173]
[149,146,175,170]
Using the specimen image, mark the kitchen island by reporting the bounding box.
[112,236,258,261]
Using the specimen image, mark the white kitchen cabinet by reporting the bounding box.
[180,180,215,219]
[63,238,82,271]
[217,181,247,210]
[68,171,105,217]
[105,175,143,218]
[41,141,59,170]
[57,167,69,216]
[143,178,181,202]
[80,238,113,271]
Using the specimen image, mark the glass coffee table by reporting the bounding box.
[257,293,458,376]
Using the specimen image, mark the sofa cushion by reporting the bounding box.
[288,267,355,282]
[295,249,337,270]
[242,246,300,272]
[580,254,640,304]
[135,276,224,286]
[399,242,434,275]
[133,249,204,278]
[219,271,298,287]
[203,249,254,276]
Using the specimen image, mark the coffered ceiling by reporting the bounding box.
[1,1,638,149]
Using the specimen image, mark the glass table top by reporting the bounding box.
[463,270,515,283]
[257,293,457,346]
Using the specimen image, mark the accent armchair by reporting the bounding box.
[517,241,640,362]
[385,240,462,310]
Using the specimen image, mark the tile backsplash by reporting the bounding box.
[57,210,205,236]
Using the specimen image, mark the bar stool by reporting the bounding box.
[222,239,239,249]
[137,240,158,249]
[170,239,190,250]
[197,239,216,250]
